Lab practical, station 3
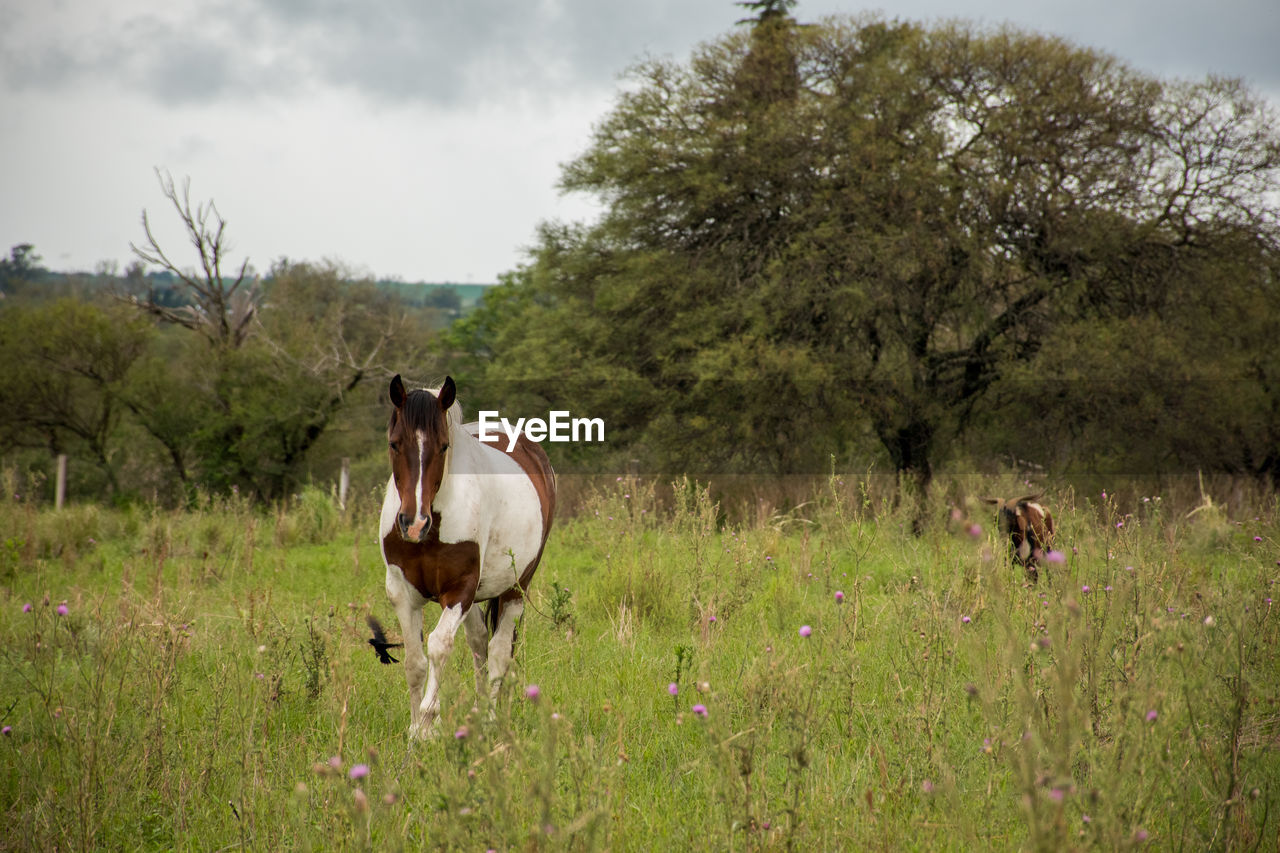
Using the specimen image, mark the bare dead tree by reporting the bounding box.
[126,168,260,349]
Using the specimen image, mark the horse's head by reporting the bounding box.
[388,374,456,543]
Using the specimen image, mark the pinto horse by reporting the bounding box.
[982,494,1055,582]
[376,375,555,738]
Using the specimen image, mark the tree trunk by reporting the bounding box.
[880,419,935,535]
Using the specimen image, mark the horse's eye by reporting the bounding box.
[441,444,449,452]
[388,441,398,452]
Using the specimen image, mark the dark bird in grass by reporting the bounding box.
[366,615,403,664]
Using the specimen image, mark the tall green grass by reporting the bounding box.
[1,474,1276,850]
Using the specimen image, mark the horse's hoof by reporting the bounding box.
[408,720,439,741]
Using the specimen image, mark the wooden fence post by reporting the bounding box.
[55,454,67,510]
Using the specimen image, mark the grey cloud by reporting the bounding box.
[0,0,733,106]
[2,0,1276,107]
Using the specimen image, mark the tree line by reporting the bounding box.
[0,177,450,505]
[2,6,1278,510]
[447,7,1280,496]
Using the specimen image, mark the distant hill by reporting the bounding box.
[374,280,494,309]
[1,263,495,318]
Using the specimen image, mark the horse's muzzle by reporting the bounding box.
[398,513,431,541]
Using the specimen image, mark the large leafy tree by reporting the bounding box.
[0,300,153,495]
[458,12,1279,499]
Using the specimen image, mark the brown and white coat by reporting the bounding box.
[983,494,1055,581]
[379,376,555,738]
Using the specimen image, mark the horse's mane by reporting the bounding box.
[399,386,464,444]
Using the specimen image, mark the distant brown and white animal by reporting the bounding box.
[373,375,556,738]
[982,495,1055,581]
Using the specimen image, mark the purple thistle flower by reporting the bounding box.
[348,764,370,780]
[525,684,541,701]
[1081,585,1091,594]
[1254,536,1263,542]
[1044,550,1067,564]
[22,603,32,613]
[2,725,10,736]
[798,625,812,638]
[691,703,708,717]
[967,523,982,538]
[668,682,678,696]
[328,755,342,769]
[834,590,844,603]
[56,604,68,616]
[1146,709,1158,722]
[961,615,971,624]
[455,726,469,739]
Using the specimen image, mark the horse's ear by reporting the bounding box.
[980,497,1000,505]
[437,376,456,412]
[389,374,407,409]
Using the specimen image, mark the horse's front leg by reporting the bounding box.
[387,572,429,739]
[419,600,469,734]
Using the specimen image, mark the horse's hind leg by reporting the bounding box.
[463,605,489,698]
[487,593,524,703]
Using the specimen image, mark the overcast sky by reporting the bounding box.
[2,0,1277,284]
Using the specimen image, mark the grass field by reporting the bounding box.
[1,472,1277,851]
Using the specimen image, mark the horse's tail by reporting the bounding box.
[483,599,501,636]
[483,591,524,644]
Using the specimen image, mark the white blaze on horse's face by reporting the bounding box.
[387,375,454,543]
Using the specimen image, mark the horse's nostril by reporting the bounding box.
[398,513,412,531]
